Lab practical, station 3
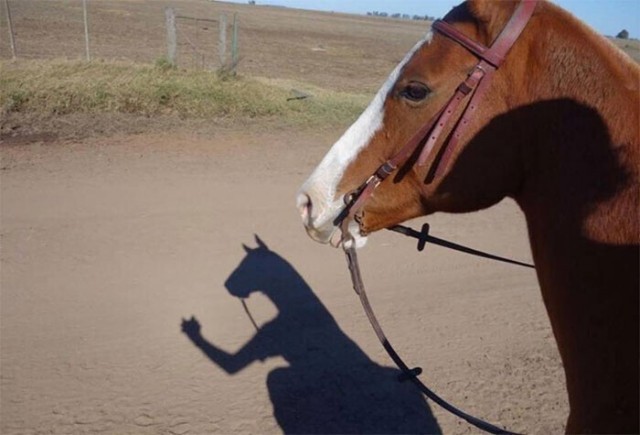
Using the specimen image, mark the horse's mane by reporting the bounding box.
[542,1,639,79]
[469,1,639,89]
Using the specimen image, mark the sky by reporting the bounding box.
[225,0,639,38]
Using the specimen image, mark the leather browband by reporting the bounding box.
[432,20,493,64]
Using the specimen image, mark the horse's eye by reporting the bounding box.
[401,82,431,102]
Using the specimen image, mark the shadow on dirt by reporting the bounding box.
[181,235,441,434]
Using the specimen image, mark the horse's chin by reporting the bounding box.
[299,194,368,249]
[304,220,368,249]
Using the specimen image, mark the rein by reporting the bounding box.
[389,223,534,269]
[343,246,519,435]
[337,1,538,434]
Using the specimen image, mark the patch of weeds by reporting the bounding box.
[5,89,31,112]
[153,82,180,107]
[93,85,113,109]
[154,57,176,72]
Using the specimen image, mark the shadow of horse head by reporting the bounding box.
[224,235,305,302]
[183,235,441,434]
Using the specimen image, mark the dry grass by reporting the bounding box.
[610,38,640,63]
[0,59,370,127]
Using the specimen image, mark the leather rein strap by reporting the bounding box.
[338,2,537,434]
[344,247,518,435]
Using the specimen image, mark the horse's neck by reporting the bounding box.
[259,257,325,314]
[514,12,639,429]
[517,0,640,315]
[518,10,639,243]
[533,4,639,151]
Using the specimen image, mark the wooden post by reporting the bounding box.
[218,14,227,68]
[195,17,199,47]
[82,0,91,61]
[231,13,238,74]
[195,18,201,69]
[3,0,16,59]
[165,7,177,65]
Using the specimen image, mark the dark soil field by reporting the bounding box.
[0,0,430,93]
[2,0,637,93]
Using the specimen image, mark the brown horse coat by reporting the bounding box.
[299,1,639,432]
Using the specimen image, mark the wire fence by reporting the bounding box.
[170,10,239,72]
[0,0,239,72]
[0,0,445,94]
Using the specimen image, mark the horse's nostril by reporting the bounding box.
[297,193,312,222]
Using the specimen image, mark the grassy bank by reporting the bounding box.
[0,60,370,128]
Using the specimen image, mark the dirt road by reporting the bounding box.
[1,128,567,434]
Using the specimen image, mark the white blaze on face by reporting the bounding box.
[297,31,433,247]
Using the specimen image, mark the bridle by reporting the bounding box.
[335,1,538,434]
[337,0,538,244]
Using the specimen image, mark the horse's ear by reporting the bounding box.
[242,243,252,253]
[254,234,269,250]
[467,0,494,23]
[467,0,516,39]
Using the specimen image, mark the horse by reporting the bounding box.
[182,236,440,434]
[297,0,639,433]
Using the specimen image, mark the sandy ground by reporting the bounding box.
[1,128,568,434]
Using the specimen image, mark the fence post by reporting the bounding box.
[82,0,91,61]
[3,0,16,59]
[165,7,177,65]
[218,14,227,69]
[231,13,238,74]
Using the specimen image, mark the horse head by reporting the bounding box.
[225,235,281,299]
[297,0,542,247]
[225,235,313,309]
